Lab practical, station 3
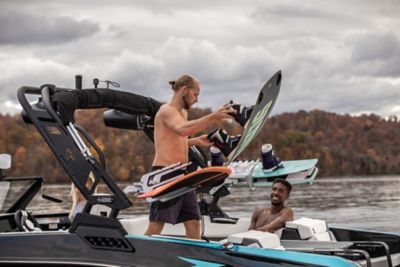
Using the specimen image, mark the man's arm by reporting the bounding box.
[188,134,213,147]
[255,208,294,233]
[159,105,234,137]
[248,208,262,230]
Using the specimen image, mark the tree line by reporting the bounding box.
[0,108,399,183]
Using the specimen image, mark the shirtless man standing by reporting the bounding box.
[249,179,294,233]
[144,75,235,239]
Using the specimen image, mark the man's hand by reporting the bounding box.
[216,104,236,117]
[189,134,214,147]
[211,105,236,128]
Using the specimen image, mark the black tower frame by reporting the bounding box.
[18,85,132,220]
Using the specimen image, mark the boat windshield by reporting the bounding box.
[0,182,10,212]
[0,179,36,213]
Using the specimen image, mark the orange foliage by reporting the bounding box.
[0,108,399,182]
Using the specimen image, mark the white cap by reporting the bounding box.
[261,144,273,153]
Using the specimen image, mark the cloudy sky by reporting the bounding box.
[1,0,399,118]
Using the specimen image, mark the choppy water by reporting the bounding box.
[29,176,400,233]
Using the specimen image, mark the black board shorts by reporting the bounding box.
[149,166,201,225]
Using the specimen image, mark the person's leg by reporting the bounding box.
[51,90,80,124]
[144,221,165,236]
[106,89,161,119]
[77,89,161,118]
[146,196,183,236]
[183,219,201,239]
[177,191,202,239]
[52,88,161,124]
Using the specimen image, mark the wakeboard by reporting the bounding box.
[226,71,282,164]
[137,166,231,202]
[226,159,318,188]
[251,167,318,187]
[251,159,318,179]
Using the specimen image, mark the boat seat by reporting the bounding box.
[227,230,284,250]
[14,210,41,232]
[282,217,335,241]
[282,219,394,267]
[120,216,251,239]
[281,240,354,250]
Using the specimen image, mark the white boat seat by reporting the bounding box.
[281,240,354,250]
[120,216,251,239]
[227,230,284,250]
[274,228,283,238]
[284,217,335,241]
[282,220,395,267]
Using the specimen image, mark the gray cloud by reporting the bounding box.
[0,11,100,45]
[0,0,399,119]
[252,4,328,20]
[351,33,400,62]
[350,32,400,77]
[108,50,165,95]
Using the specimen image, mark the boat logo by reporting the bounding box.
[65,148,76,161]
[96,196,114,204]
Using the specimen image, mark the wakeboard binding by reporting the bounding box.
[207,129,241,157]
[227,100,254,127]
[261,143,283,172]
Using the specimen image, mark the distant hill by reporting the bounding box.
[243,110,400,177]
[0,109,399,183]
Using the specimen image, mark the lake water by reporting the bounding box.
[31,176,400,233]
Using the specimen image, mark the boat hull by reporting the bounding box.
[0,231,355,267]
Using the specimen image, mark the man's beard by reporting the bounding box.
[183,95,191,110]
[271,201,281,207]
[270,196,282,206]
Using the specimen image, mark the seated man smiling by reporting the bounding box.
[248,179,294,233]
